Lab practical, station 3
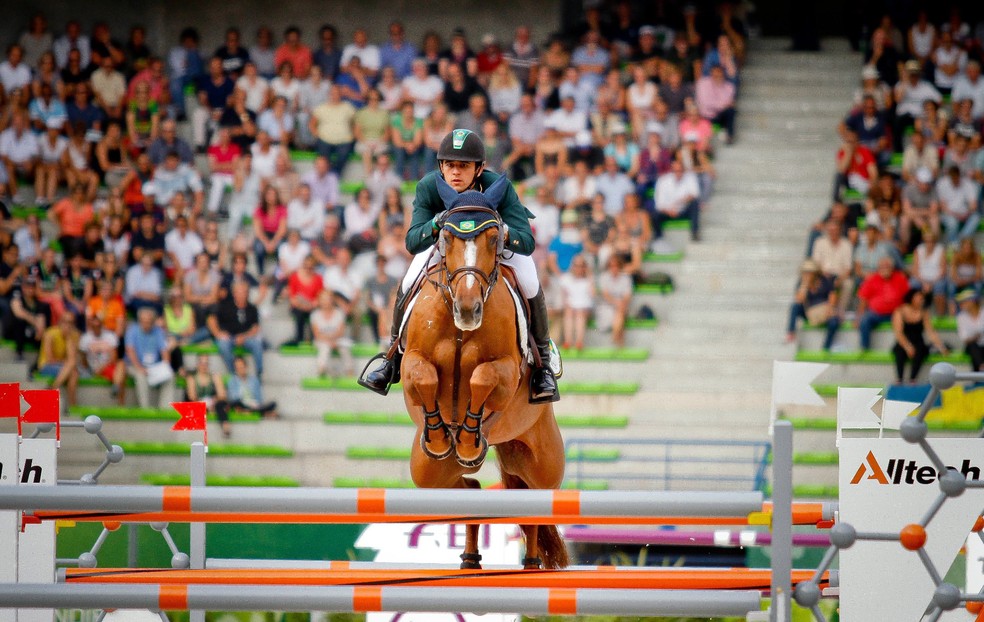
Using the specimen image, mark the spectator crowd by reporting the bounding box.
[787,6,984,384]
[0,3,749,428]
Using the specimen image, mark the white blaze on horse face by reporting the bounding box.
[464,239,477,289]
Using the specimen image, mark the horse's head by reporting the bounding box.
[436,175,510,332]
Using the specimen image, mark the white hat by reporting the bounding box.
[861,66,879,80]
[915,167,933,184]
[574,130,593,147]
[646,121,665,135]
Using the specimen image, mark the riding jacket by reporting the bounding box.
[405,170,537,256]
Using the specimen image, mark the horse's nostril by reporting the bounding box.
[473,302,482,316]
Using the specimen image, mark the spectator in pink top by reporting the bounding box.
[677,100,713,152]
[274,26,312,80]
[695,65,736,144]
[252,185,287,275]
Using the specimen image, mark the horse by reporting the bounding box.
[400,176,569,570]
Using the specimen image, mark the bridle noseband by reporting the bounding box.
[427,206,504,312]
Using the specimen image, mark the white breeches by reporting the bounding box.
[401,249,541,299]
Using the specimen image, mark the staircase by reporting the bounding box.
[614,39,862,498]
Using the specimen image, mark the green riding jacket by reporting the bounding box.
[404,170,536,256]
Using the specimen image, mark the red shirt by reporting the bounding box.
[858,270,910,315]
[274,44,313,79]
[837,145,876,180]
[51,199,95,237]
[254,205,287,235]
[207,143,241,170]
[288,271,324,304]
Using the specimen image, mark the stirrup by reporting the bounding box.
[357,353,395,396]
[419,407,454,460]
[459,552,482,569]
[455,407,489,468]
[528,367,560,404]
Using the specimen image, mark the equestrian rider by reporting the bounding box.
[360,128,559,403]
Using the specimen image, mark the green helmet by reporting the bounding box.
[437,129,485,162]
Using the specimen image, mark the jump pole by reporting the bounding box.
[0,584,763,618]
[0,487,765,523]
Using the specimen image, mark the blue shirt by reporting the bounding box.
[379,43,418,80]
[125,324,167,366]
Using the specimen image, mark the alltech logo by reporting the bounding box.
[850,451,982,485]
[0,458,46,484]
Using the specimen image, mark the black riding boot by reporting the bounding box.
[359,287,410,395]
[527,290,560,403]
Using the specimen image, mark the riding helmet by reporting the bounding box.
[437,129,486,163]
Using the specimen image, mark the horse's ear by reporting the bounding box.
[482,174,510,209]
[436,175,458,210]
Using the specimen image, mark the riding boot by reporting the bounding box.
[527,290,560,403]
[359,287,410,395]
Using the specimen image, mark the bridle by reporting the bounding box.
[427,206,504,313]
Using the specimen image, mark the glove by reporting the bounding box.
[431,211,448,232]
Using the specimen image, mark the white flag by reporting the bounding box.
[836,387,883,447]
[880,399,920,434]
[770,361,829,433]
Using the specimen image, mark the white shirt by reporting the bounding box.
[526,200,560,247]
[0,128,40,164]
[936,175,979,218]
[933,45,967,90]
[343,202,381,238]
[560,175,597,207]
[53,35,91,69]
[952,74,984,120]
[287,198,325,240]
[277,240,311,275]
[547,109,589,144]
[270,77,302,108]
[957,308,984,345]
[401,74,444,119]
[235,75,270,113]
[250,144,279,181]
[895,80,942,118]
[559,272,595,310]
[322,265,363,301]
[164,230,204,271]
[341,44,381,72]
[38,135,68,164]
[0,61,32,94]
[654,172,699,214]
[79,330,119,373]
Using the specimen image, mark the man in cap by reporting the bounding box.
[956,290,984,371]
[360,128,560,403]
[893,60,942,151]
[786,259,840,350]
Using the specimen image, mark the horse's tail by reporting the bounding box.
[500,470,570,569]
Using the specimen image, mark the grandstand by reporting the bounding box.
[1,2,983,511]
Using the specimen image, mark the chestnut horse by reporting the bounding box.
[401,178,568,570]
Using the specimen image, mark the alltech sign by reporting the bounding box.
[840,438,984,621]
[850,450,982,486]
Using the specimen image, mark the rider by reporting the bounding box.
[360,128,559,403]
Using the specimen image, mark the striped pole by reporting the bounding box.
[1,486,765,524]
[564,527,831,548]
[61,567,827,591]
[0,584,763,617]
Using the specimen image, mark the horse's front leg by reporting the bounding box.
[403,350,453,459]
[456,357,520,467]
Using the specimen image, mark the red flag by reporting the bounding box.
[171,401,208,445]
[0,383,19,419]
[20,389,60,439]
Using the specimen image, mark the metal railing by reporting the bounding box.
[564,437,772,493]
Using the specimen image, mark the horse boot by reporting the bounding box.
[359,287,411,395]
[527,290,560,404]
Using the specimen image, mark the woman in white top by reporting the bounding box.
[932,30,967,94]
[911,231,948,315]
[559,254,594,351]
[311,289,353,377]
[907,10,936,65]
[296,65,331,148]
[487,63,522,123]
[626,64,657,137]
[34,121,68,205]
[401,60,443,119]
[249,131,281,182]
[62,123,98,201]
[286,183,324,241]
[235,62,271,113]
[270,62,302,111]
[377,66,405,113]
[343,187,381,254]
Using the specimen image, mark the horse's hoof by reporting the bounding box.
[455,436,489,468]
[419,430,455,460]
[522,556,543,569]
[460,552,482,569]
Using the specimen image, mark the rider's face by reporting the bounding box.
[440,160,482,193]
